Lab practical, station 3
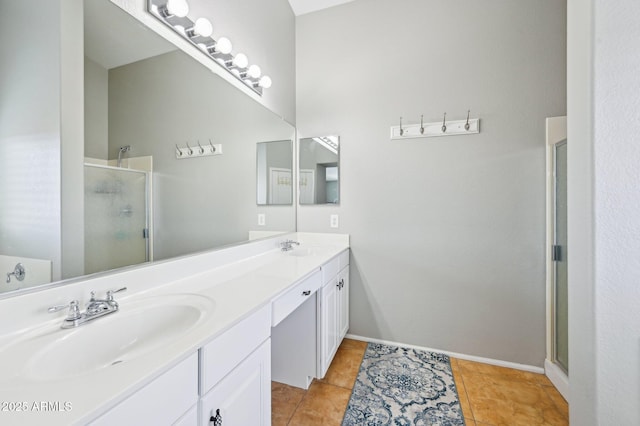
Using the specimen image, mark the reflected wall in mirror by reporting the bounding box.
[299,136,340,205]
[256,140,293,206]
[0,0,295,297]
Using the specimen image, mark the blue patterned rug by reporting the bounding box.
[342,343,465,426]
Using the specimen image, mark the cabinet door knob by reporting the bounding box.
[302,290,311,296]
[210,408,222,426]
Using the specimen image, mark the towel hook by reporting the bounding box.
[465,110,471,131]
[209,139,216,153]
[420,115,425,134]
[441,112,447,133]
[175,144,183,157]
[197,140,205,154]
[185,142,194,156]
[399,117,404,136]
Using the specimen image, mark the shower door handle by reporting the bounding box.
[552,245,562,262]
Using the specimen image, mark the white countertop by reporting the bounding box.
[0,233,349,425]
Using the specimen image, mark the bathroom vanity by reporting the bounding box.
[0,233,349,425]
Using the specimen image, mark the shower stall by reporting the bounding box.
[84,164,150,275]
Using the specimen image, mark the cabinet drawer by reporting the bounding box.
[90,353,198,426]
[272,270,321,327]
[339,249,349,270]
[200,304,271,393]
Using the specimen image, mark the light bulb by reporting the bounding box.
[231,68,241,77]
[193,18,213,37]
[247,64,261,79]
[166,0,189,17]
[258,76,272,89]
[232,53,249,69]
[216,37,233,54]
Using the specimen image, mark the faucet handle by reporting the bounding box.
[106,287,127,302]
[48,300,82,320]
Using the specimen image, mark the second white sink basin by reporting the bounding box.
[1,293,214,383]
[287,247,323,257]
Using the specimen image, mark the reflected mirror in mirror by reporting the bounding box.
[0,0,295,297]
[299,136,340,205]
[256,140,294,205]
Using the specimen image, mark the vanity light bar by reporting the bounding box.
[147,0,272,96]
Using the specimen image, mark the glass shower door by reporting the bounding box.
[553,141,568,373]
[84,165,149,275]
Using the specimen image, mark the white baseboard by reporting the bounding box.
[544,358,569,400]
[345,334,545,374]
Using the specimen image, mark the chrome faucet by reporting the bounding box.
[280,239,300,251]
[6,263,25,283]
[48,287,127,329]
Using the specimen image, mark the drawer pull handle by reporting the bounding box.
[302,290,311,296]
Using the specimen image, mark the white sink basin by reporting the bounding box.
[0,293,214,382]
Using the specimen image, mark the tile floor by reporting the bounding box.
[272,338,569,426]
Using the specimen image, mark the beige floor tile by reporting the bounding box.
[339,338,368,351]
[319,342,366,389]
[543,385,569,420]
[450,357,461,372]
[272,381,306,426]
[288,381,352,426]
[453,373,474,423]
[457,359,548,385]
[463,371,568,426]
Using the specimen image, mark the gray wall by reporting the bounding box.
[108,50,295,261]
[0,0,63,280]
[296,0,566,367]
[84,57,109,159]
[187,0,296,123]
[569,0,640,423]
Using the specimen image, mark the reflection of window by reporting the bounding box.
[325,166,338,204]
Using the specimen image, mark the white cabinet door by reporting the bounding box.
[200,340,271,426]
[338,265,349,340]
[320,277,339,376]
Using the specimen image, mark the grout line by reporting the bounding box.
[540,384,569,420]
[453,359,477,424]
[285,386,309,426]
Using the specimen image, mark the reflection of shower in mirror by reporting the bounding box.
[117,145,131,167]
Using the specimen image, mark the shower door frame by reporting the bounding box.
[545,116,569,400]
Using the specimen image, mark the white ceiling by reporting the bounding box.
[287,0,355,16]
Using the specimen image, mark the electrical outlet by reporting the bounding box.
[258,214,265,226]
[330,214,339,228]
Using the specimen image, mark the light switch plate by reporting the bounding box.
[258,214,265,226]
[330,214,339,228]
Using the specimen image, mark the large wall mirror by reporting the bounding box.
[299,136,340,205]
[0,0,295,296]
